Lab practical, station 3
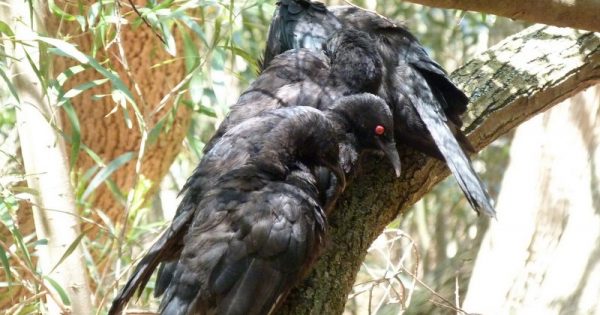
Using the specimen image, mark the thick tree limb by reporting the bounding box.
[404,0,600,33]
[279,25,600,314]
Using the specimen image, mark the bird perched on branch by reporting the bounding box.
[109,94,401,315]
[263,0,495,217]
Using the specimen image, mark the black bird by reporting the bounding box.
[204,28,383,159]
[263,0,495,217]
[109,95,401,315]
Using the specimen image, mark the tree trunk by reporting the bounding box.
[404,0,600,33]
[10,0,93,312]
[463,85,600,314]
[47,0,192,223]
[279,25,600,314]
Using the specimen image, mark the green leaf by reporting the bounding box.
[44,276,71,306]
[87,2,102,28]
[50,229,89,273]
[57,78,110,106]
[0,246,11,283]
[0,67,20,102]
[61,102,81,169]
[10,228,33,270]
[48,0,77,21]
[82,152,134,200]
[0,20,15,38]
[221,45,258,73]
[152,0,175,11]
[159,21,177,56]
[188,71,204,104]
[36,35,136,105]
[22,51,46,92]
[147,118,166,145]
[180,26,200,71]
[55,64,87,87]
[179,16,209,47]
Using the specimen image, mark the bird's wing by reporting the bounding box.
[203,49,334,154]
[159,178,325,315]
[331,5,469,125]
[262,0,340,70]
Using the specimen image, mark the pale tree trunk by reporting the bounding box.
[9,1,93,313]
[463,85,600,314]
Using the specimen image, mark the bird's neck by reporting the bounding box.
[324,110,350,138]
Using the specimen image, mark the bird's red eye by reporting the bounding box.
[375,125,385,135]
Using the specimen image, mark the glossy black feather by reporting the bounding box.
[263,0,495,216]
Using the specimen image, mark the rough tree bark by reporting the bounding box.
[404,0,600,33]
[463,86,600,314]
[47,0,192,223]
[279,25,600,314]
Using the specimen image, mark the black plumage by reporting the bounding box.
[109,94,401,315]
[205,28,383,158]
[263,0,495,217]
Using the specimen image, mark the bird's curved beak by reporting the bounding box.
[376,139,402,178]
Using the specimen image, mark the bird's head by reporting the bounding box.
[329,93,401,177]
[325,29,383,95]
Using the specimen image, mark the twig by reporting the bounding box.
[123,0,167,45]
[0,239,69,313]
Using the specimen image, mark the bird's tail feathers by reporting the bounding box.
[108,210,194,315]
[410,92,495,217]
[216,259,285,315]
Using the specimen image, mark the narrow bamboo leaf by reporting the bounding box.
[34,239,48,246]
[0,246,11,283]
[0,20,15,38]
[82,152,134,200]
[211,17,222,50]
[147,118,166,145]
[87,2,102,28]
[61,102,81,169]
[10,228,33,270]
[188,71,204,104]
[221,45,259,73]
[81,144,104,166]
[22,51,45,91]
[179,16,209,47]
[44,276,71,306]
[182,99,217,117]
[159,21,177,56]
[48,0,77,21]
[50,229,89,273]
[152,0,175,11]
[105,178,127,206]
[180,26,200,71]
[0,67,20,102]
[57,78,110,105]
[36,35,136,105]
[56,64,87,87]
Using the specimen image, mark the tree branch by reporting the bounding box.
[404,0,600,33]
[279,25,600,314]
